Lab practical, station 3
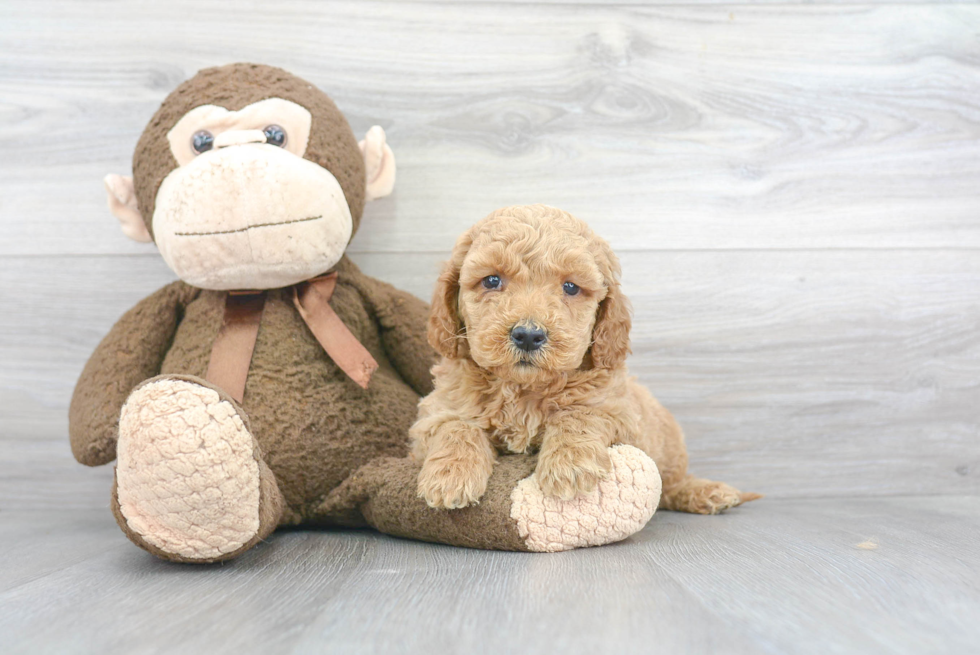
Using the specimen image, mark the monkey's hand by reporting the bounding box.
[346,266,438,397]
[69,281,199,466]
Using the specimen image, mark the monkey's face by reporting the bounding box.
[153,99,350,290]
[105,64,396,291]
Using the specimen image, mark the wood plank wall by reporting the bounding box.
[1,1,977,507]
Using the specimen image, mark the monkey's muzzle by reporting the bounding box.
[153,144,353,290]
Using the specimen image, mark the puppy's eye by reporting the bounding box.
[563,281,580,296]
[191,130,214,154]
[263,125,287,147]
[482,275,502,290]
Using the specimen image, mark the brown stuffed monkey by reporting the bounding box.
[69,64,660,562]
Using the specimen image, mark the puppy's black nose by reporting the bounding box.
[511,324,547,352]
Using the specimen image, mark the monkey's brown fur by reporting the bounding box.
[71,64,563,561]
[70,65,428,520]
[132,64,367,239]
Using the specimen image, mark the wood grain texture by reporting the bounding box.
[0,3,979,255]
[2,250,976,501]
[1,498,977,654]
[1,2,978,653]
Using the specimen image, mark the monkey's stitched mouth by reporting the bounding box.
[174,215,322,237]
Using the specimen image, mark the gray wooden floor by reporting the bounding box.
[1,0,978,653]
[2,498,978,654]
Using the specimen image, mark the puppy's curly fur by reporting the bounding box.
[411,205,760,513]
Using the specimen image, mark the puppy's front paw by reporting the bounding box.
[536,442,612,500]
[417,452,491,510]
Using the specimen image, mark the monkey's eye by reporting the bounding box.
[563,281,580,296]
[191,130,214,154]
[263,125,287,147]
[482,275,502,290]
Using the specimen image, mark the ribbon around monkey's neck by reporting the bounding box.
[291,273,378,389]
[205,272,378,403]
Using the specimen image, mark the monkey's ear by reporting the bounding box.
[359,126,396,202]
[104,174,152,243]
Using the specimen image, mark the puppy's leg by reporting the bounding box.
[536,411,613,500]
[415,420,496,510]
[661,476,762,515]
[634,384,762,515]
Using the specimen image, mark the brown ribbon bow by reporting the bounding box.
[204,272,378,403]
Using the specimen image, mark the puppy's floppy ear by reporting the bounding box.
[428,231,474,359]
[590,244,632,369]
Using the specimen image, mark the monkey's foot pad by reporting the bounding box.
[510,445,662,553]
[116,378,261,560]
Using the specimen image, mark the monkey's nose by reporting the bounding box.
[511,324,547,352]
[213,129,268,149]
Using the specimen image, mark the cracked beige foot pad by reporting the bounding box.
[510,445,662,553]
[116,379,261,560]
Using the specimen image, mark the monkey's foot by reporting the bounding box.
[113,375,283,563]
[509,445,661,553]
[318,446,659,553]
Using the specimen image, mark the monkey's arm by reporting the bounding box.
[69,281,201,466]
[370,282,438,396]
[345,266,438,397]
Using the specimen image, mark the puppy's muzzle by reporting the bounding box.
[511,323,547,353]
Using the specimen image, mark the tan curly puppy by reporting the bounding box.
[411,204,760,514]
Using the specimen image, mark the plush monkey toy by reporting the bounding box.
[70,63,660,561]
